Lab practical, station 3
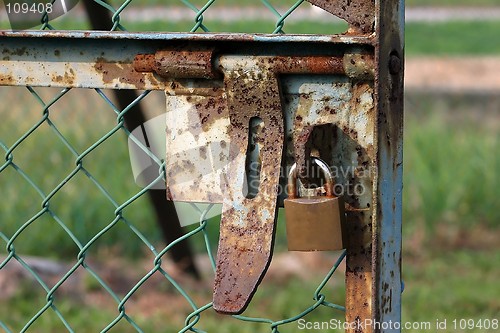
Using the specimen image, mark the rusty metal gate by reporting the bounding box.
[0,0,403,332]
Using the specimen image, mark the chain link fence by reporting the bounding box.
[1,1,348,332]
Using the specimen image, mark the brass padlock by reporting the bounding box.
[284,157,346,251]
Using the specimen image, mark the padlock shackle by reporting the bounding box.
[287,157,334,199]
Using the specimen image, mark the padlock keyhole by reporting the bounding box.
[243,117,263,199]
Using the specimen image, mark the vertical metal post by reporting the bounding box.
[373,0,404,330]
[343,1,404,332]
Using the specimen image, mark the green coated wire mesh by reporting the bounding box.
[0,1,348,332]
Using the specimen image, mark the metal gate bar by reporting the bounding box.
[0,31,372,90]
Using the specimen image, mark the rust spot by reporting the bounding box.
[0,74,14,85]
[59,66,76,86]
[293,126,314,179]
[2,47,27,56]
[345,209,373,331]
[133,53,155,72]
[344,53,375,80]
[263,56,345,76]
[199,146,208,160]
[94,56,160,90]
[194,96,223,132]
[180,160,196,173]
[135,49,218,79]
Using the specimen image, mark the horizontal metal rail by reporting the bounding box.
[0,31,373,90]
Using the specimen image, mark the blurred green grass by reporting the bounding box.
[402,250,500,332]
[0,274,347,332]
[406,0,500,6]
[404,94,500,232]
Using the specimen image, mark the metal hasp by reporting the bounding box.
[214,55,356,314]
[138,50,356,314]
[0,0,404,327]
[212,56,285,314]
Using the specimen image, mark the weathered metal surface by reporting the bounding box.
[372,0,404,331]
[136,53,375,79]
[212,57,284,314]
[0,30,374,44]
[135,49,218,79]
[165,75,376,204]
[132,53,155,72]
[0,37,163,90]
[0,32,374,90]
[279,73,377,332]
[318,0,402,331]
[307,0,376,34]
[163,53,375,204]
[343,51,376,80]
[207,50,379,315]
[219,55,346,75]
[165,81,229,203]
[282,77,375,180]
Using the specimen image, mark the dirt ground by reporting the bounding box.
[0,250,344,320]
[405,57,500,92]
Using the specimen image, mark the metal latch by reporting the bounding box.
[134,48,374,314]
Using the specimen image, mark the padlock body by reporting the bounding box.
[284,196,346,251]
